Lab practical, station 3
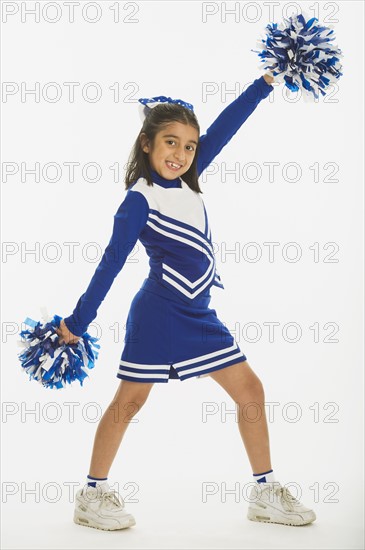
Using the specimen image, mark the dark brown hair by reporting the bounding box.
[125,103,203,194]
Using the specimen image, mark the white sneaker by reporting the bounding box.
[73,482,136,530]
[247,482,316,526]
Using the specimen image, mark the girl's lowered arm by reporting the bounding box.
[197,75,274,177]
[63,189,149,337]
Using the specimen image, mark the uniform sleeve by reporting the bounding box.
[63,189,149,337]
[197,75,274,176]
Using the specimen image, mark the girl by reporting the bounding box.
[56,73,316,530]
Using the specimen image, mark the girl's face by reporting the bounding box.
[141,122,199,179]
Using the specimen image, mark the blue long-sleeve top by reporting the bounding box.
[63,76,273,336]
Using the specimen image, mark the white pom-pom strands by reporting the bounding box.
[252,11,344,100]
[17,313,100,389]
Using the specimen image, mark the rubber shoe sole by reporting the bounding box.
[73,511,136,531]
[247,507,316,526]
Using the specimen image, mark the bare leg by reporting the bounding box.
[88,380,154,478]
[208,360,272,473]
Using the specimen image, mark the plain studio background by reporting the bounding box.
[1,1,363,549]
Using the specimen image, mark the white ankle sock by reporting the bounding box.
[86,475,109,492]
[253,469,276,484]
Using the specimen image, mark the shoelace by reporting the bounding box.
[100,490,125,510]
[273,486,302,512]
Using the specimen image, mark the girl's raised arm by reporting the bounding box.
[62,190,149,337]
[197,75,274,177]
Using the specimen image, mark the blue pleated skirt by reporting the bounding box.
[116,278,246,383]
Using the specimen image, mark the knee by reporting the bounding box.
[234,373,265,404]
[248,374,265,398]
[108,394,148,421]
[126,395,148,418]
[132,391,150,410]
[110,382,153,417]
[122,390,150,410]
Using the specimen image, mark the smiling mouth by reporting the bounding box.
[166,161,183,171]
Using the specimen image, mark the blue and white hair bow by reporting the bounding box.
[138,96,194,123]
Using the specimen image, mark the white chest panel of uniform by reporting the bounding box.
[132,177,206,234]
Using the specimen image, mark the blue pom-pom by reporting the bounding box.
[252,10,344,100]
[17,313,100,389]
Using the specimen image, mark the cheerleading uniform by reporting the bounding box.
[63,76,274,383]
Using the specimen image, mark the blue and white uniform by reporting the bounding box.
[64,76,274,382]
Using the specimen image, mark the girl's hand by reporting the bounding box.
[56,318,81,345]
[263,73,275,84]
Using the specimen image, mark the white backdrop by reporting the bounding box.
[1,1,364,549]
